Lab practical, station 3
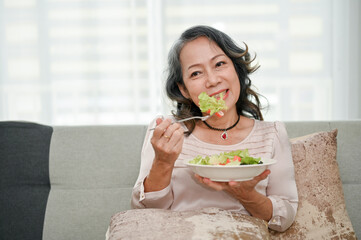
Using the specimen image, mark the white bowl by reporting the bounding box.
[184,158,277,182]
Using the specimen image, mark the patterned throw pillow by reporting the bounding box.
[108,208,270,240]
[270,130,356,239]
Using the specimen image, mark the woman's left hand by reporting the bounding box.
[194,169,270,201]
[194,169,272,221]
[195,169,271,191]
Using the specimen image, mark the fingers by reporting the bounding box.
[228,181,240,187]
[163,121,181,139]
[153,118,172,138]
[253,169,271,182]
[151,118,184,163]
[203,178,224,191]
[227,169,271,190]
[161,127,184,155]
[172,129,185,148]
[155,117,163,126]
[195,169,271,193]
[153,118,184,142]
[194,174,226,191]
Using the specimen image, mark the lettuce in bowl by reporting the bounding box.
[189,149,262,166]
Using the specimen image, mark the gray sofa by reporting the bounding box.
[0,120,360,239]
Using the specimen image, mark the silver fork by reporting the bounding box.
[149,115,212,131]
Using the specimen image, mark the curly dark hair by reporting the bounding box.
[165,25,264,135]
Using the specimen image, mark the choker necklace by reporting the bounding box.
[203,115,240,140]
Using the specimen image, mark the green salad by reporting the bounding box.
[198,92,227,116]
[189,149,262,166]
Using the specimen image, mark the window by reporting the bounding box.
[0,0,359,125]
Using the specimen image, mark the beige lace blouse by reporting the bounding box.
[131,119,298,232]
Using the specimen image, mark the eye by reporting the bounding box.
[215,61,226,67]
[190,71,201,77]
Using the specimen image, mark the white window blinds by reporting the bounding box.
[0,0,359,125]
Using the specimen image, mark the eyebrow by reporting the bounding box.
[187,54,226,70]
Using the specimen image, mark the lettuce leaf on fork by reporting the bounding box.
[198,92,227,116]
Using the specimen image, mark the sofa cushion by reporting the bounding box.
[108,208,270,240]
[42,125,147,240]
[270,130,356,239]
[0,121,53,240]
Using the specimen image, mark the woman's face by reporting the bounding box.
[178,37,240,113]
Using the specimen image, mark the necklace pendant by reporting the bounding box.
[221,131,228,140]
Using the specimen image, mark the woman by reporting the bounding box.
[131,25,298,232]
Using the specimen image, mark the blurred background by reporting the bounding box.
[0,0,360,125]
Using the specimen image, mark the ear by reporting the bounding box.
[177,83,190,99]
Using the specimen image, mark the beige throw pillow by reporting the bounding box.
[108,208,270,240]
[270,130,356,239]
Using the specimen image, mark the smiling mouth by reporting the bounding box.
[212,90,228,99]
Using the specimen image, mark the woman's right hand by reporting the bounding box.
[151,117,184,166]
[144,117,184,192]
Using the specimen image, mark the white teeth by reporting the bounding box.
[213,91,226,99]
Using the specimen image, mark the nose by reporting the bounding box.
[205,71,220,88]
